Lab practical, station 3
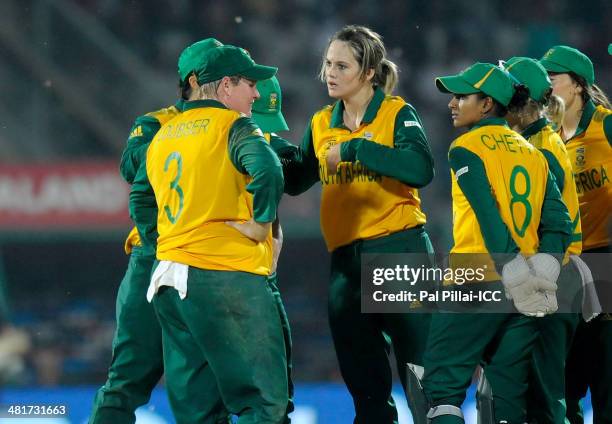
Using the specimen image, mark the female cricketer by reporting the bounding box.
[540,45,612,424]
[281,25,435,422]
[421,62,572,424]
[503,56,582,424]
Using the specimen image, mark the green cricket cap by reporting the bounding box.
[178,38,224,81]
[435,62,515,107]
[539,45,594,85]
[195,45,277,84]
[504,57,551,103]
[252,76,289,133]
[608,43,612,55]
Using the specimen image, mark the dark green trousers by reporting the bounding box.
[153,267,288,424]
[268,273,294,423]
[526,262,581,424]
[565,245,612,424]
[423,311,538,424]
[329,227,433,424]
[565,315,612,424]
[89,254,165,424]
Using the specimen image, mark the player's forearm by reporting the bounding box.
[238,141,284,222]
[340,139,434,187]
[128,164,158,255]
[538,171,572,257]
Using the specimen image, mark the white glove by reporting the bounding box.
[527,253,561,285]
[501,254,530,300]
[513,275,558,316]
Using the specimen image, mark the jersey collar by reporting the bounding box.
[174,98,187,112]
[571,100,596,139]
[521,117,548,139]
[182,99,228,112]
[329,87,386,129]
[469,117,508,131]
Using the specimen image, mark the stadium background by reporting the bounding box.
[0,0,609,422]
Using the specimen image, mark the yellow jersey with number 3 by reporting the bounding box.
[566,105,612,251]
[451,124,549,255]
[311,96,426,251]
[146,104,272,275]
[528,123,582,256]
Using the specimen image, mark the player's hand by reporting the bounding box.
[527,253,561,285]
[226,219,271,243]
[325,144,342,174]
[501,254,530,299]
[513,277,558,316]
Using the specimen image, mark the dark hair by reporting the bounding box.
[179,75,192,100]
[478,84,529,117]
[319,25,399,94]
[568,72,612,109]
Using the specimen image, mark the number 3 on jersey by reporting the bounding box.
[163,152,184,224]
[509,165,532,237]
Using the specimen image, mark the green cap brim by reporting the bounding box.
[539,58,572,74]
[252,111,289,133]
[435,75,479,95]
[609,44,612,55]
[241,64,277,82]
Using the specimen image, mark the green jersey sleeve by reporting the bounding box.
[120,116,161,184]
[540,149,565,194]
[340,104,434,188]
[128,158,158,256]
[228,117,284,223]
[537,170,573,256]
[604,114,612,147]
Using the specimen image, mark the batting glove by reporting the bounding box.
[527,253,561,285]
[501,254,530,300]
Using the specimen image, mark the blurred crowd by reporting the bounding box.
[0,0,610,386]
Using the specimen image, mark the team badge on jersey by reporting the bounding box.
[576,146,586,168]
[364,131,373,139]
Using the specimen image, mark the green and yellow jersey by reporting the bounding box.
[522,118,582,258]
[449,118,572,280]
[562,101,612,251]
[132,100,283,275]
[281,87,434,251]
[120,101,184,255]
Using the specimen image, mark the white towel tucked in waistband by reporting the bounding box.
[146,260,189,302]
[570,255,601,322]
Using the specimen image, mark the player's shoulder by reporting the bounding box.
[593,104,612,123]
[143,104,182,126]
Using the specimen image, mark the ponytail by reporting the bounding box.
[374,58,399,94]
[506,84,530,114]
[543,92,565,130]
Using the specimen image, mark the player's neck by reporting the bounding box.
[342,86,374,131]
[561,99,584,141]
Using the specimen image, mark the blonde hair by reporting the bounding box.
[319,25,399,94]
[588,84,612,109]
[544,93,565,130]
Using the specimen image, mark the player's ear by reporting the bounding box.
[188,74,199,90]
[481,96,494,116]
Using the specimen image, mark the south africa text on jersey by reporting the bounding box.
[574,165,609,194]
[319,162,383,185]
